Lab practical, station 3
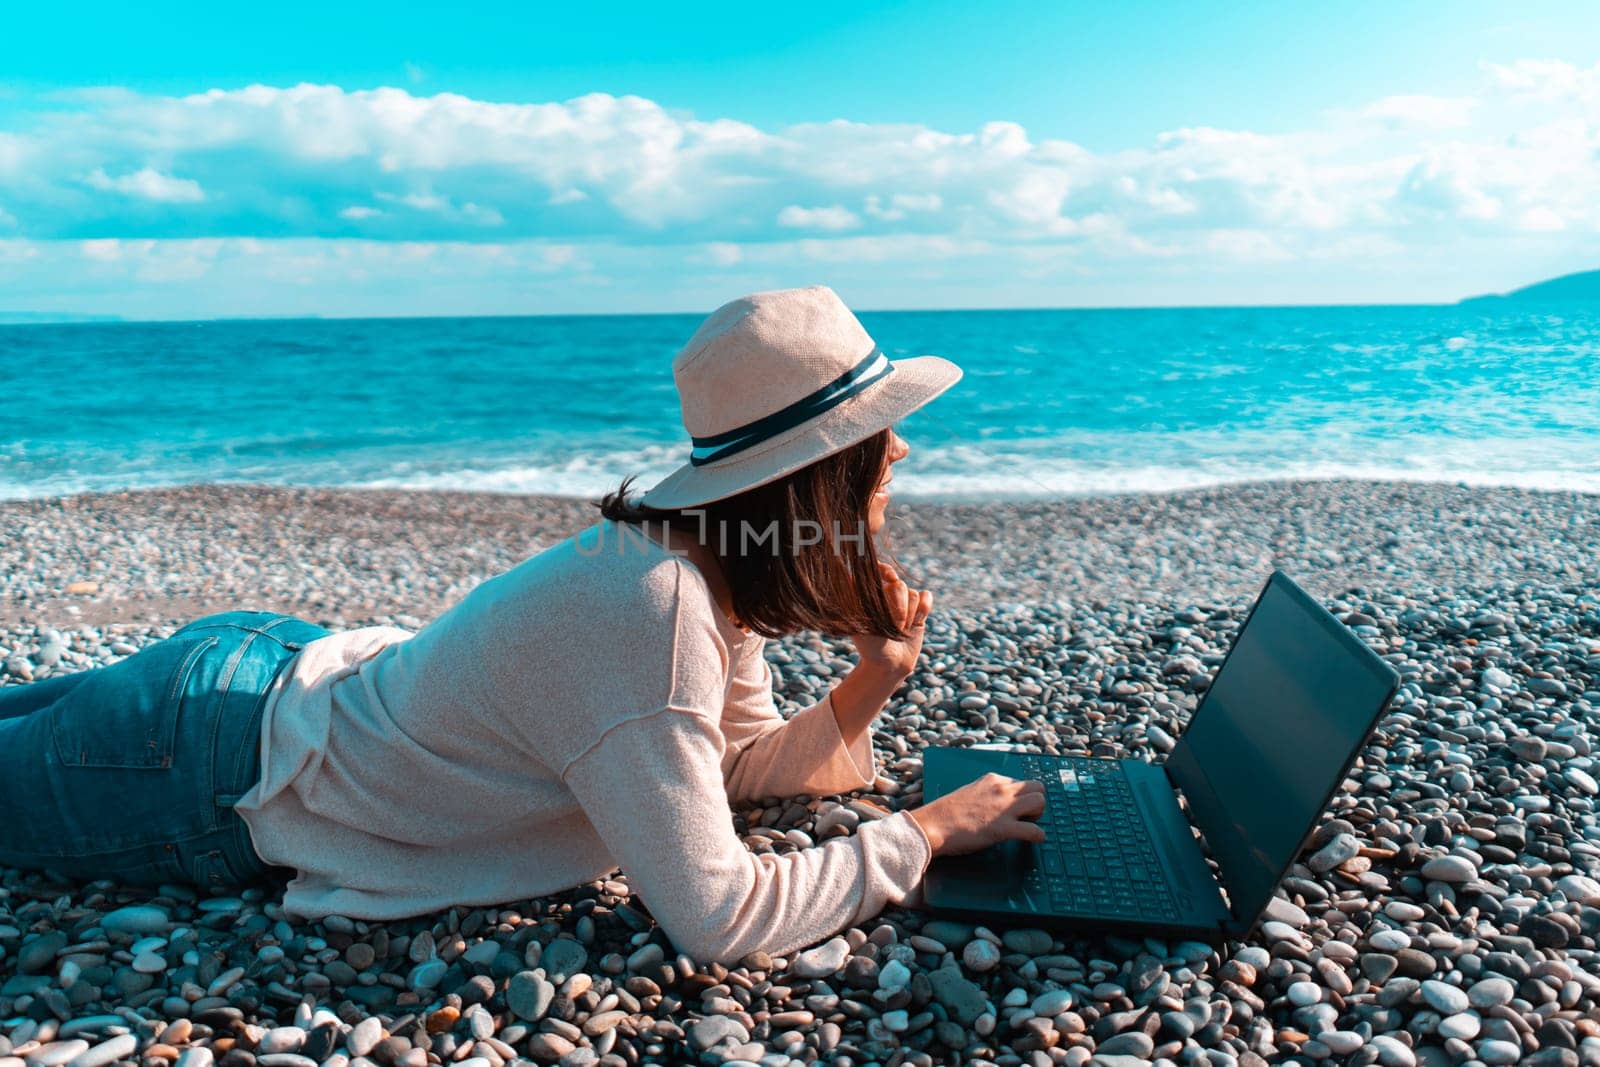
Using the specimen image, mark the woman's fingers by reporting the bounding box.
[972,786,1044,847]
[877,561,912,623]
[874,562,934,633]
[1009,783,1046,840]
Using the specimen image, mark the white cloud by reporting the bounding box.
[1518,206,1566,232]
[0,239,39,264]
[2,73,1592,252]
[1484,58,1600,104]
[380,192,446,211]
[1204,229,1294,262]
[777,204,861,231]
[79,238,123,261]
[892,192,941,213]
[84,167,205,203]
[0,61,1595,314]
[864,192,942,220]
[375,190,505,225]
[786,234,984,263]
[1359,94,1476,129]
[538,244,579,268]
[0,230,1577,317]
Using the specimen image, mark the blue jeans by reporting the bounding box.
[0,611,329,889]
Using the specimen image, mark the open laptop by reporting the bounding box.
[920,569,1402,944]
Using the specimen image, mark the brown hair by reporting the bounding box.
[595,428,909,640]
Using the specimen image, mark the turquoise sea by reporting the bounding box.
[2,304,1598,500]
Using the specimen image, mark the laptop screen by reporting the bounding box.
[1165,571,1400,934]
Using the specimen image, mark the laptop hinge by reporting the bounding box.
[1163,760,1245,939]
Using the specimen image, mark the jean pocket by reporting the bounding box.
[182,840,239,890]
[50,634,218,769]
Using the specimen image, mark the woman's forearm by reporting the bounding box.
[829,662,911,750]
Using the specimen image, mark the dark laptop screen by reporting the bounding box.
[1165,572,1400,933]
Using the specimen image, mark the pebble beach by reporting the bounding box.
[3,478,1600,1067]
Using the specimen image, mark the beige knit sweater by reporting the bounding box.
[233,519,933,963]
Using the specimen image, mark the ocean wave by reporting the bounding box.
[879,461,1600,499]
[324,441,1600,500]
[4,438,1600,501]
[5,305,1600,502]
[352,444,687,497]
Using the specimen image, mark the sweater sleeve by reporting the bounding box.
[560,704,932,965]
[720,642,878,805]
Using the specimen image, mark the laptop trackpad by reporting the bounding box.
[934,838,1041,908]
[997,838,1035,875]
[944,839,1028,875]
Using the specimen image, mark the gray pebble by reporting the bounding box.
[688,1016,748,1051]
[790,937,850,978]
[1468,976,1516,1009]
[257,1028,305,1055]
[507,971,555,1022]
[1096,1032,1155,1057]
[100,907,170,936]
[962,938,1001,972]
[540,939,588,979]
[1001,928,1052,955]
[65,1035,138,1067]
[1370,1034,1417,1067]
[1420,855,1477,883]
[1477,1039,1524,1065]
[406,959,446,990]
[28,1041,90,1067]
[346,1018,383,1058]
[1421,979,1469,1014]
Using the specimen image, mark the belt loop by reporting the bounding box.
[215,792,242,808]
[257,614,312,651]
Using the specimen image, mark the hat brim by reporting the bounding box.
[639,354,962,510]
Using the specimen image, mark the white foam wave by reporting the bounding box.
[4,439,1599,501]
[883,461,1600,499]
[335,438,1600,500]
[352,443,686,497]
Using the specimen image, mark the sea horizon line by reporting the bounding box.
[0,297,1520,328]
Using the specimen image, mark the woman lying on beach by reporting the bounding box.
[0,285,1047,964]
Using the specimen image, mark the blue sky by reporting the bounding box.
[3,2,1599,317]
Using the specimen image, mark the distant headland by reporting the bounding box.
[1460,268,1600,305]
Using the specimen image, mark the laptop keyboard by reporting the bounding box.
[1016,755,1181,921]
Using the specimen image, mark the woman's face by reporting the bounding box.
[867,429,910,535]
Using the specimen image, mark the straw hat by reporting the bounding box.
[641,285,963,509]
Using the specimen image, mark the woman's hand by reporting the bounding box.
[909,773,1047,856]
[829,563,933,752]
[849,561,932,680]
